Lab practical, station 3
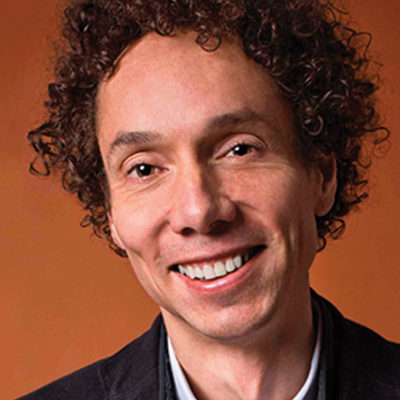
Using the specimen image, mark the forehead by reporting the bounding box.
[97,31,295,150]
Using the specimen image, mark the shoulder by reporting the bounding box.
[314,291,400,399]
[339,314,400,397]
[342,315,400,362]
[17,315,163,400]
[319,291,400,363]
[17,359,106,400]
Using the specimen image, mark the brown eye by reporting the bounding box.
[137,164,153,176]
[128,163,157,178]
[227,143,255,158]
[232,144,251,156]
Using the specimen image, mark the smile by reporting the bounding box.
[173,246,265,281]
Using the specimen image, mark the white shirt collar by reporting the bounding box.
[168,336,197,400]
[167,304,322,400]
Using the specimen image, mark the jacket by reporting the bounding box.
[18,291,400,399]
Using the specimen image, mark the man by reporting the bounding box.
[21,0,399,399]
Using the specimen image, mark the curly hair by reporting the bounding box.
[29,0,389,256]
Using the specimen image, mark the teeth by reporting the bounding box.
[225,258,235,272]
[203,264,215,279]
[214,262,227,277]
[188,266,196,279]
[177,249,254,281]
[195,266,204,279]
[179,265,188,276]
[233,255,242,269]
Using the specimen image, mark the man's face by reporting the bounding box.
[97,32,334,340]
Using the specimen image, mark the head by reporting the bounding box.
[30,0,388,256]
[95,29,338,338]
[29,0,388,337]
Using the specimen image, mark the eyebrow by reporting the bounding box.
[204,109,267,133]
[107,130,162,164]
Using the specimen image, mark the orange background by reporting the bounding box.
[1,0,399,398]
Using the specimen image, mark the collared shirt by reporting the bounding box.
[167,304,322,400]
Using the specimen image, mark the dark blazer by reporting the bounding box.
[18,291,400,399]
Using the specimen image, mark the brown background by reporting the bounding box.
[1,0,399,398]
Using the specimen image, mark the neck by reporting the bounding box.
[162,289,315,400]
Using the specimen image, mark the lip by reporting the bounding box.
[173,245,266,294]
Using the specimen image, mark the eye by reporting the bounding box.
[127,163,159,179]
[226,143,255,157]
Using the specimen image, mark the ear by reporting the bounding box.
[313,153,337,217]
[108,212,125,250]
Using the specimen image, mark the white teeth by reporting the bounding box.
[203,264,216,279]
[214,262,227,277]
[177,249,253,281]
[195,266,204,279]
[225,258,235,272]
[188,266,196,279]
[179,266,188,276]
[233,255,242,269]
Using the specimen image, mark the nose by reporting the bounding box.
[168,164,237,235]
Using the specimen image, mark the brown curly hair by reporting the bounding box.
[29,0,389,256]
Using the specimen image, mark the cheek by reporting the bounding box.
[110,195,170,300]
[111,191,167,256]
[221,165,307,214]
[222,166,319,248]
[273,178,319,265]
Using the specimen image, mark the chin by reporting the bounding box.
[178,294,280,342]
